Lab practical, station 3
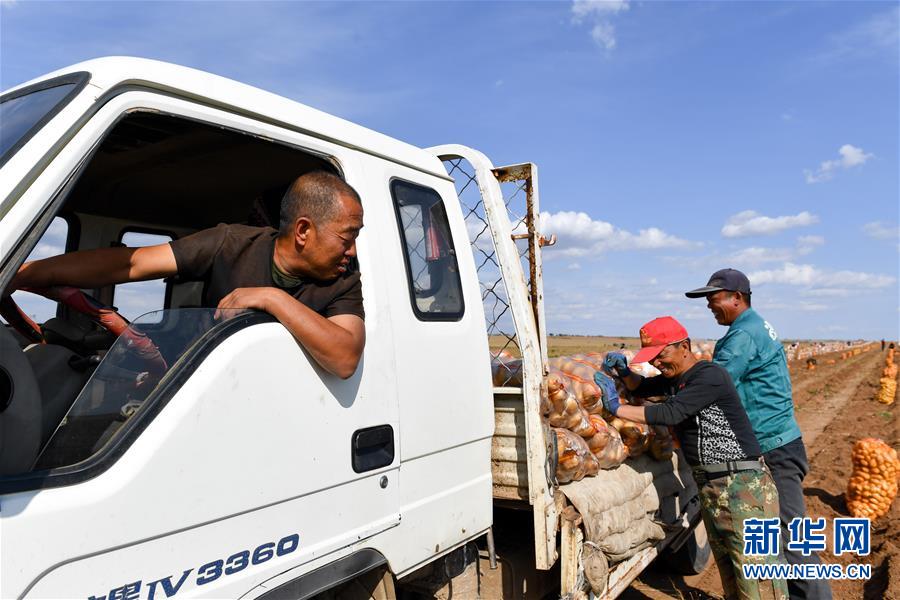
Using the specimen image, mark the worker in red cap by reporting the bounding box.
[599,316,787,600]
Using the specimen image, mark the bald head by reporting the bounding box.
[279,171,361,236]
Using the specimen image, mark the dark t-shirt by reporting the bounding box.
[169,223,364,319]
[636,361,761,467]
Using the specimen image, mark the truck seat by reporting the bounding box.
[0,327,42,476]
[25,344,92,446]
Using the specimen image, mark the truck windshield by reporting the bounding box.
[34,307,251,472]
[0,81,79,162]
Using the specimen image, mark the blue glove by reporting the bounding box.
[603,352,630,379]
[594,371,621,416]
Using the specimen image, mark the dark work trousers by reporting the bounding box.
[764,437,833,600]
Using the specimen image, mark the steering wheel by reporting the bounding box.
[0,286,168,377]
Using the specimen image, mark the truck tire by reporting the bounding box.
[663,522,711,575]
[311,566,395,600]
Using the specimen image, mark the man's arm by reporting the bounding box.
[611,375,670,423]
[8,245,178,292]
[713,330,755,387]
[215,287,364,379]
[616,405,647,423]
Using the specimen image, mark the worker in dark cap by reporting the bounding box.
[686,269,831,600]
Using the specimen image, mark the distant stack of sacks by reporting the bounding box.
[544,353,675,483]
[693,341,714,361]
[877,348,898,405]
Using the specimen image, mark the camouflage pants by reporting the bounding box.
[698,468,789,600]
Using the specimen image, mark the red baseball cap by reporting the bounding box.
[632,316,690,364]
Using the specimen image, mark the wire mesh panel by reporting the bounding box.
[434,145,558,570]
[442,157,542,385]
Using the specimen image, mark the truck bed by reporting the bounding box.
[491,388,531,502]
[490,388,703,598]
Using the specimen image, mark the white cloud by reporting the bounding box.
[571,0,629,19]
[540,210,697,257]
[728,236,824,268]
[29,242,65,259]
[863,221,900,240]
[804,144,874,183]
[25,216,68,261]
[758,300,830,312]
[801,288,852,298]
[729,247,795,266]
[749,262,895,289]
[571,0,630,50]
[797,235,825,254]
[799,302,829,312]
[818,7,900,64]
[566,262,582,271]
[721,210,819,238]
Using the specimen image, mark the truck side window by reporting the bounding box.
[114,231,172,322]
[8,216,69,324]
[390,179,464,320]
[0,75,85,164]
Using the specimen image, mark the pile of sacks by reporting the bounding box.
[489,349,695,581]
[488,350,676,483]
[545,353,674,484]
[562,452,697,592]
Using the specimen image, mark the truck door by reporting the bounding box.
[359,158,495,573]
[0,84,400,598]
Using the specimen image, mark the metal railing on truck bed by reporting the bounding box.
[427,147,703,600]
[429,145,558,571]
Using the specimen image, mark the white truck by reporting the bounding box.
[0,57,706,599]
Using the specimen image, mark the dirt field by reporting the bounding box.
[490,334,641,358]
[622,344,900,600]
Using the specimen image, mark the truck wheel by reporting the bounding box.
[311,566,395,600]
[663,522,711,575]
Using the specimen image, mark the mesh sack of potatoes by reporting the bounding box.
[554,427,600,483]
[877,353,898,405]
[590,416,627,469]
[490,350,523,387]
[846,437,900,520]
[545,370,595,437]
[608,416,652,458]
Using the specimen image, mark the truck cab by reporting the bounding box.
[1,58,703,600]
[1,57,498,599]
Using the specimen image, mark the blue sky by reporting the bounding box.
[2,1,898,340]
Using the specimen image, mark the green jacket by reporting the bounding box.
[713,308,801,453]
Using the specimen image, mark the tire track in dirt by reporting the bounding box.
[790,349,876,400]
[793,350,884,447]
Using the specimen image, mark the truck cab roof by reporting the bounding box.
[7,56,449,179]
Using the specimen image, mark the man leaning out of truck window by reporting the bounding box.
[597,316,788,600]
[6,171,365,379]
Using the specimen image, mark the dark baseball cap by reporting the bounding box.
[685,268,751,298]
